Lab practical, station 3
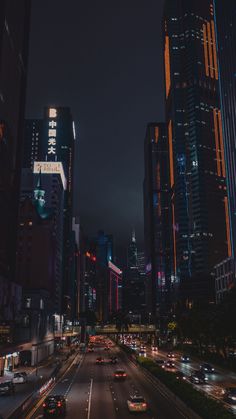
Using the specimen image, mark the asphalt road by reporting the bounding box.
[145,346,236,414]
[0,352,68,419]
[27,345,187,419]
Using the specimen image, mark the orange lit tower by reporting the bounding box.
[163,0,229,303]
[214,0,236,262]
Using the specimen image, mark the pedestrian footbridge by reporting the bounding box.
[95,324,157,335]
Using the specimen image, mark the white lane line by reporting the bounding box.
[87,378,93,419]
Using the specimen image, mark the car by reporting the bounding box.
[167,352,175,359]
[164,361,176,370]
[0,381,15,395]
[96,357,104,365]
[12,372,26,384]
[104,346,110,351]
[43,395,66,417]
[87,347,94,353]
[200,363,215,373]
[223,387,236,404]
[139,350,147,358]
[140,345,146,350]
[151,345,158,352]
[228,350,236,358]
[114,370,127,380]
[155,359,165,368]
[190,371,208,384]
[127,395,148,413]
[175,371,187,381]
[180,354,190,363]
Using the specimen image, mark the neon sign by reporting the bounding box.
[47,108,57,156]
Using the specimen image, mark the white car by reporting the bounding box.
[127,395,148,413]
[12,373,26,384]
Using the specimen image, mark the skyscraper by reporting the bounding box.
[163,0,230,303]
[123,232,146,318]
[0,0,31,281]
[16,171,65,364]
[214,1,236,260]
[24,107,76,319]
[127,229,138,268]
[143,123,173,318]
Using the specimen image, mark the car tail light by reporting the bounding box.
[142,403,147,407]
[123,373,127,377]
[43,403,46,407]
[130,403,135,407]
[57,402,62,407]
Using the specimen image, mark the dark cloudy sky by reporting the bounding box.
[26,0,165,246]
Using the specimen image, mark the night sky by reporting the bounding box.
[26,0,165,247]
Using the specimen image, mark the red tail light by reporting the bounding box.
[142,403,147,407]
[43,403,46,407]
[57,402,62,407]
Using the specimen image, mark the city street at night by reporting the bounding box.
[1,1,236,418]
[27,342,186,419]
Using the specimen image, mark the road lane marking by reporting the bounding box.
[87,378,93,419]
[25,352,83,419]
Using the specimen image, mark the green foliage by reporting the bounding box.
[137,357,235,419]
[175,288,236,359]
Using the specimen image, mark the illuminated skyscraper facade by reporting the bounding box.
[214,0,236,260]
[23,107,77,319]
[163,0,229,302]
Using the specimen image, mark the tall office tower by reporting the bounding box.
[16,172,65,363]
[25,107,76,319]
[127,229,138,268]
[23,119,43,168]
[143,123,173,318]
[137,251,146,276]
[163,0,230,304]
[0,0,31,282]
[123,233,146,319]
[214,1,236,296]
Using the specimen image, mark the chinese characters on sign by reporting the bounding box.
[48,108,57,156]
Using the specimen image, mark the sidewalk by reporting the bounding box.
[0,348,74,419]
